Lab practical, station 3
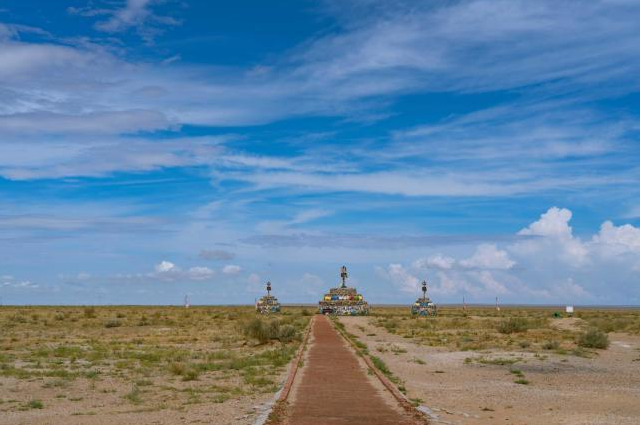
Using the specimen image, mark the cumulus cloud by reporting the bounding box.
[473,270,510,295]
[518,207,574,239]
[187,266,214,280]
[379,207,640,302]
[377,263,421,294]
[222,264,241,275]
[515,207,588,266]
[413,254,455,270]
[151,261,214,282]
[155,260,177,273]
[592,221,640,253]
[460,244,515,270]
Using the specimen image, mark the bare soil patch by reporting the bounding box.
[341,308,640,425]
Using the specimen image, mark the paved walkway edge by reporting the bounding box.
[278,315,315,401]
[331,318,430,424]
[260,315,314,425]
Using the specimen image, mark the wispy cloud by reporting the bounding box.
[70,0,181,43]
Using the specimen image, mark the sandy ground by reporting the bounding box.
[0,374,285,425]
[340,316,640,425]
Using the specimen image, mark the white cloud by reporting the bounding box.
[2,280,39,289]
[592,221,640,252]
[518,207,574,239]
[515,207,588,266]
[85,0,180,42]
[474,270,510,295]
[413,254,455,270]
[222,264,241,275]
[256,209,331,234]
[378,263,420,294]
[460,244,515,270]
[187,266,214,280]
[155,260,177,273]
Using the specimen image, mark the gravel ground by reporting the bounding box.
[341,316,640,425]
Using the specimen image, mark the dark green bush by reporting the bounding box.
[496,318,530,334]
[104,319,121,328]
[278,325,297,343]
[243,318,298,344]
[578,329,609,349]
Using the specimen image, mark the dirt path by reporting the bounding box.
[280,315,423,425]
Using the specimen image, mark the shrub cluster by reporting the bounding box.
[243,318,298,344]
[577,328,609,349]
[496,318,530,334]
[104,319,122,328]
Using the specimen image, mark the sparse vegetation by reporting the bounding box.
[368,306,637,355]
[0,306,310,417]
[497,318,531,334]
[27,399,43,409]
[578,328,609,349]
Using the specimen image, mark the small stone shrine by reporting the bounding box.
[318,266,369,315]
[256,281,281,314]
[411,280,437,316]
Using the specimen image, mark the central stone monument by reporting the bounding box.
[318,265,369,315]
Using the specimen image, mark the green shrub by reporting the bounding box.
[370,356,391,376]
[27,399,44,409]
[104,319,121,328]
[244,318,272,344]
[278,325,297,343]
[182,368,200,381]
[496,318,529,334]
[243,318,298,344]
[578,329,609,349]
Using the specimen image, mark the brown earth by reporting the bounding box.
[281,315,424,425]
[341,316,640,425]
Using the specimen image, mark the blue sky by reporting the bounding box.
[1,0,640,305]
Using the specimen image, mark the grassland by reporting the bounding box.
[0,306,311,424]
[369,306,640,354]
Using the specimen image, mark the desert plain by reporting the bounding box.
[1,305,639,424]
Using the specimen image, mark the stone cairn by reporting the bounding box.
[411,280,437,316]
[318,265,369,315]
[256,281,281,314]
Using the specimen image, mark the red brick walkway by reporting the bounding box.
[283,315,423,425]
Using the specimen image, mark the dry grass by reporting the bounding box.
[0,306,310,417]
[369,306,640,355]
